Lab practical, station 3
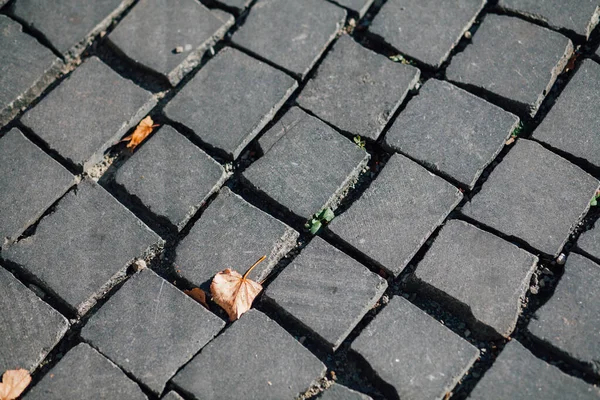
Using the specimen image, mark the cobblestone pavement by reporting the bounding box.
[1,0,600,399]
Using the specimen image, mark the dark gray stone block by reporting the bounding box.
[413,220,538,338]
[114,125,227,230]
[446,14,573,117]
[331,0,373,18]
[164,47,297,159]
[469,340,600,399]
[108,0,234,86]
[328,154,462,276]
[384,79,519,189]
[369,0,485,68]
[0,267,68,373]
[21,56,156,170]
[172,309,326,400]
[162,391,184,400]
[232,0,346,79]
[297,35,420,141]
[2,179,162,316]
[174,187,298,290]
[243,107,370,219]
[577,224,600,262]
[0,128,75,244]
[24,343,147,400]
[266,237,387,350]
[81,268,225,395]
[462,140,599,257]
[319,383,373,400]
[352,297,478,400]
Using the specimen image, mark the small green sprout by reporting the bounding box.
[353,135,366,149]
[305,207,335,234]
[591,191,600,207]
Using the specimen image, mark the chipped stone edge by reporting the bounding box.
[322,151,371,215]
[254,227,300,283]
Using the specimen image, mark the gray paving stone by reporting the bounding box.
[446,14,573,117]
[297,35,420,141]
[162,391,184,400]
[528,253,600,375]
[369,0,485,68]
[352,297,478,400]
[413,220,538,338]
[81,268,225,395]
[108,0,233,86]
[24,343,147,400]
[2,179,162,316]
[214,0,252,11]
[21,56,156,170]
[232,0,346,79]
[266,237,387,350]
[114,125,227,230]
[0,16,61,128]
[328,154,462,276]
[532,60,600,168]
[173,309,326,400]
[174,187,298,290]
[318,383,373,400]
[462,139,599,257]
[0,128,75,244]
[0,267,69,373]
[164,47,297,160]
[243,107,370,219]
[577,224,600,262]
[384,79,519,189]
[330,0,374,18]
[469,340,600,399]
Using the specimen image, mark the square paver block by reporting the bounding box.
[532,60,600,168]
[21,56,156,170]
[164,47,297,159]
[352,296,478,400]
[173,309,326,400]
[0,267,68,373]
[24,343,147,400]
[174,187,298,290]
[243,107,370,219]
[369,0,485,68]
[319,383,373,400]
[462,139,599,257]
[469,340,600,399]
[330,0,374,18]
[232,0,346,79]
[1,179,162,316]
[413,220,538,338]
[81,268,225,395]
[384,79,519,189]
[297,35,420,141]
[114,125,227,230]
[0,128,75,244]
[108,0,234,86]
[446,14,573,117]
[328,154,462,276]
[266,237,387,350]
[577,224,600,262]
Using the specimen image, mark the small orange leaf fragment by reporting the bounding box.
[184,288,209,309]
[0,369,31,400]
[121,116,158,149]
[505,136,516,145]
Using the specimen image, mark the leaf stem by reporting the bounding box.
[243,255,267,279]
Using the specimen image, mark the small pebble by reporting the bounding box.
[174,46,184,54]
[464,31,472,39]
[471,371,480,378]
[464,329,471,337]
[556,253,567,265]
[530,286,538,295]
[539,279,545,288]
[183,44,193,51]
[132,259,147,272]
[299,336,306,344]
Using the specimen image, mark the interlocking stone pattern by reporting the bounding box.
[1,1,600,399]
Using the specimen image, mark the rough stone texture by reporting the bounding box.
[413,220,538,338]
[384,79,519,189]
[0,128,75,244]
[108,0,234,86]
[174,187,298,290]
[172,309,326,400]
[243,107,370,219]
[462,140,599,257]
[528,253,600,375]
[162,392,184,400]
[328,154,462,276]
[369,0,485,68]
[330,0,374,18]
[577,224,600,262]
[24,343,147,400]
[0,16,62,128]
[214,0,252,11]
[318,383,373,400]
[297,35,420,141]
[265,237,387,350]
[164,47,297,159]
[0,267,69,373]
[21,56,156,170]
[232,0,346,79]
[2,179,162,316]
[352,297,478,400]
[532,60,600,168]
[114,125,227,230]
[469,340,600,399]
[81,268,225,395]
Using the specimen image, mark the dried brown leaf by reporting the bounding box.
[121,116,158,149]
[184,288,209,309]
[0,369,31,400]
